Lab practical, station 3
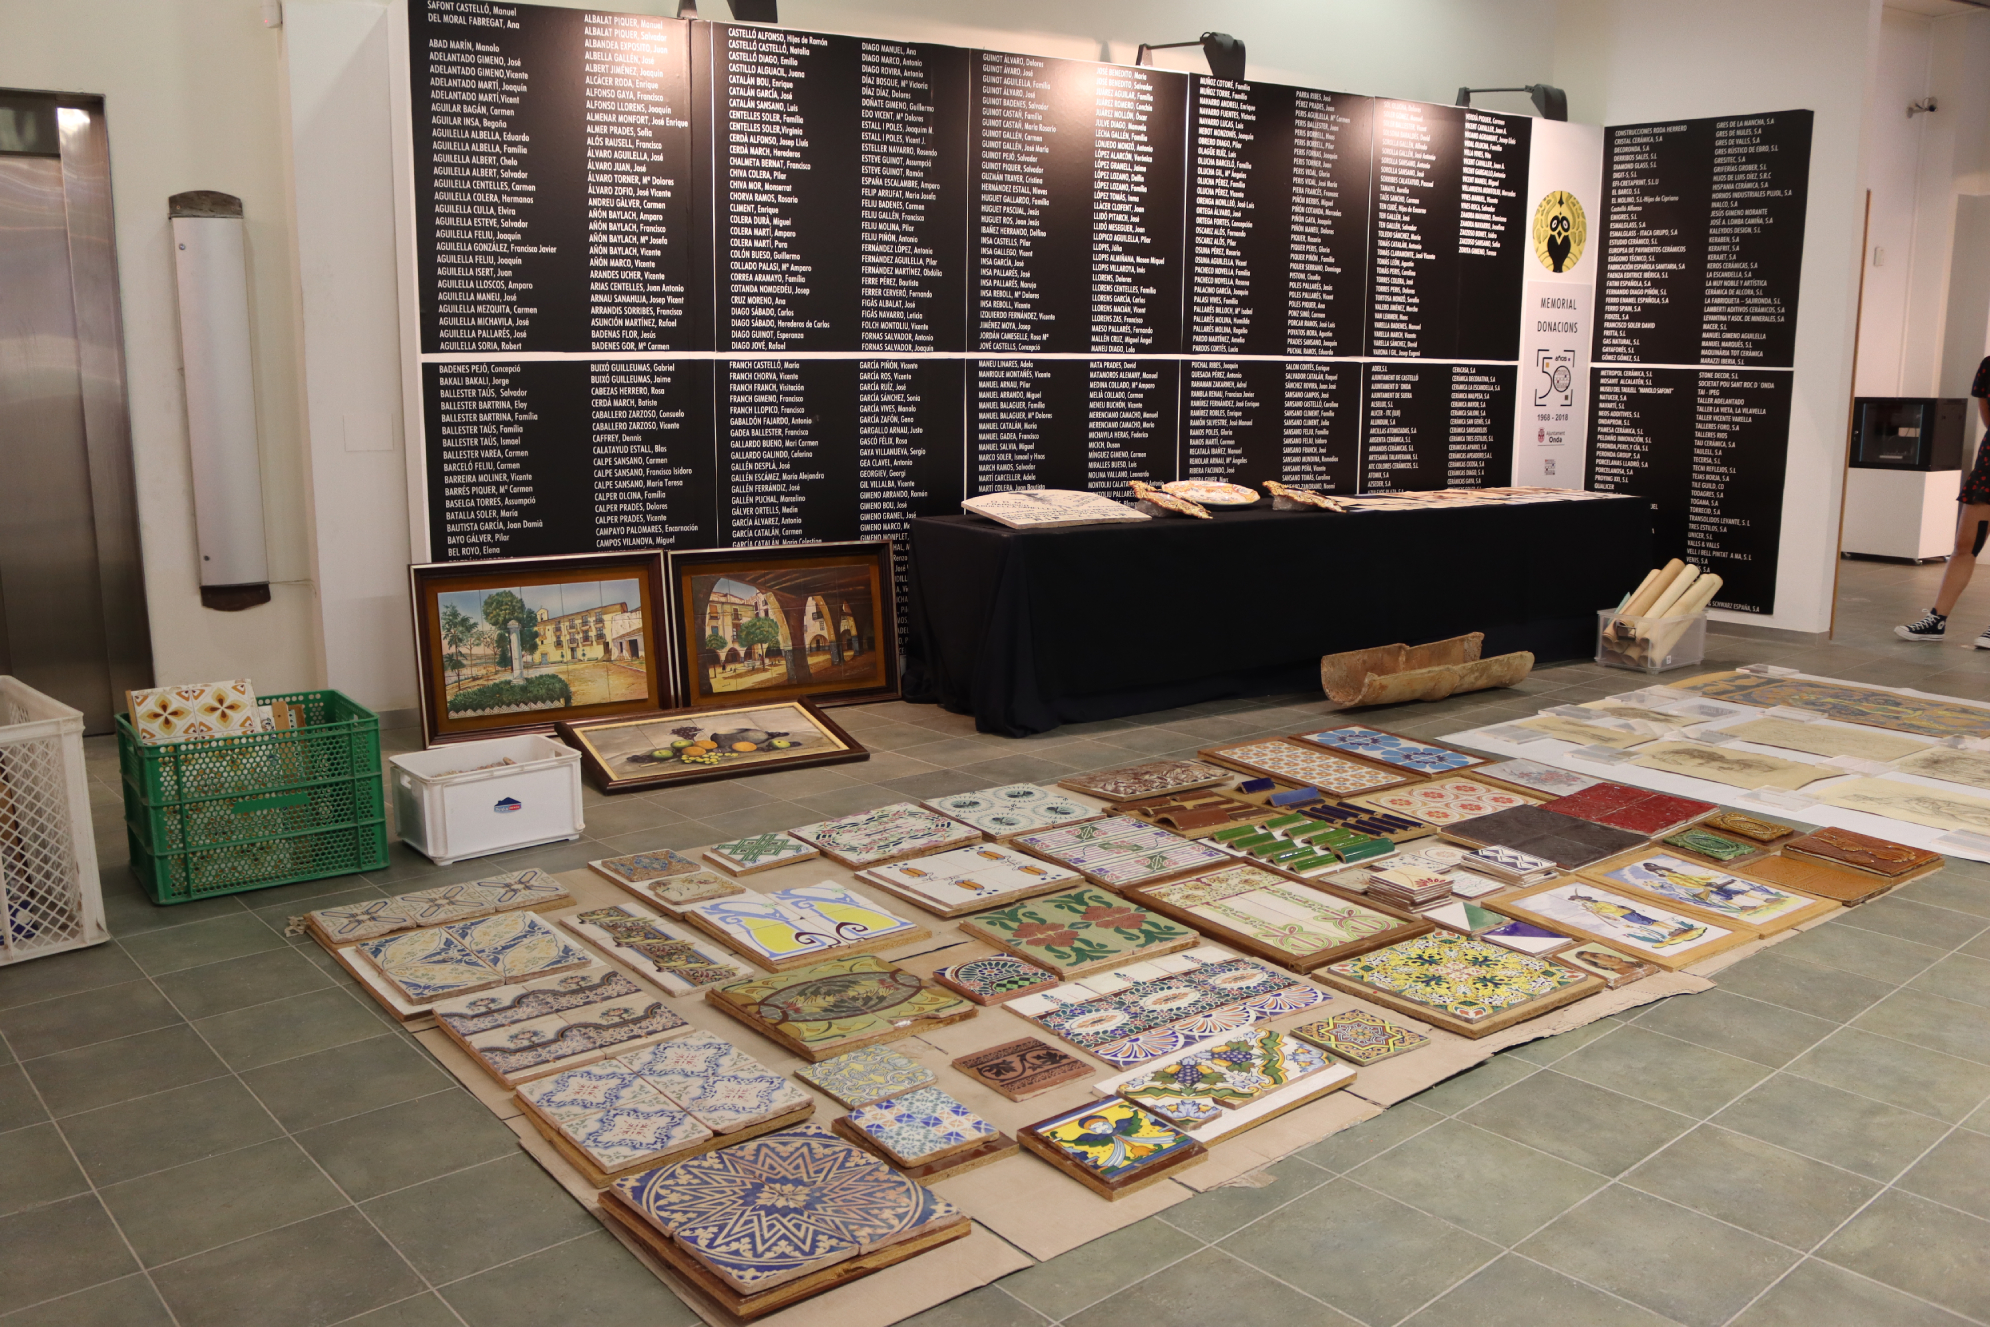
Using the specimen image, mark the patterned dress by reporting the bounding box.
[1961,356,1990,505]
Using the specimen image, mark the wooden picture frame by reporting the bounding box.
[1574,850,1837,936]
[1118,866,1432,973]
[410,552,670,747]
[1196,738,1417,797]
[667,540,899,709]
[557,697,867,793]
[1485,878,1758,969]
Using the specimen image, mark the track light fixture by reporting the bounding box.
[1135,32,1246,81]
[1456,83,1568,121]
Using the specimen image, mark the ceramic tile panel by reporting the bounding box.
[788,802,982,866]
[919,784,1101,837]
[563,1098,713,1171]
[518,1059,660,1122]
[707,955,972,1056]
[863,844,1081,913]
[1057,760,1231,802]
[933,955,1062,1005]
[561,903,748,994]
[1288,1010,1430,1065]
[795,1046,937,1108]
[310,897,420,945]
[127,678,259,745]
[356,927,502,1003]
[1025,1099,1199,1182]
[1324,933,1586,1025]
[1202,741,1407,794]
[446,912,592,983]
[682,885,920,964]
[960,886,1196,975]
[1299,726,1485,773]
[1351,779,1534,827]
[951,1038,1093,1100]
[591,850,704,885]
[845,1086,996,1166]
[640,871,746,911]
[623,1031,812,1132]
[704,832,819,874]
[432,964,643,1037]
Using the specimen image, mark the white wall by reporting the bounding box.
[1855,8,1932,397]
[0,0,324,695]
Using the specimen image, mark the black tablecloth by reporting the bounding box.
[903,497,1653,736]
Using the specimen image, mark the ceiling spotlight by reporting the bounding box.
[1136,32,1246,81]
[1456,84,1568,121]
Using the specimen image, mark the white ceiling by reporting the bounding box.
[1883,0,1987,17]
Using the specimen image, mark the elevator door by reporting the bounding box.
[0,94,151,732]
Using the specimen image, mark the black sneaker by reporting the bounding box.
[1897,612,1947,641]
[1976,627,1990,650]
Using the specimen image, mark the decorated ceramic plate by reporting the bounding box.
[1162,480,1258,507]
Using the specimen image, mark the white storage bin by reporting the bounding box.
[389,734,584,865]
[0,677,107,964]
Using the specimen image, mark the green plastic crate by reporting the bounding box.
[118,689,388,904]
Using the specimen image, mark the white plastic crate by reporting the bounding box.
[0,677,108,964]
[389,734,584,865]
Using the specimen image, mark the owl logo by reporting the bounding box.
[1532,190,1587,273]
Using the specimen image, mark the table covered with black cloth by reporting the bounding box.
[902,497,1653,736]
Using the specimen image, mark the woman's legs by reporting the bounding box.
[1934,504,1990,616]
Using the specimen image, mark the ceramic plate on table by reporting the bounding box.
[1162,480,1258,507]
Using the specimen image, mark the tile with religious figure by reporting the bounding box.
[1496,880,1742,963]
[844,1086,996,1166]
[1555,941,1661,989]
[1288,1009,1430,1065]
[795,1046,936,1109]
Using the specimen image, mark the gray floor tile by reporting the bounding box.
[362,1154,594,1282]
[98,1136,346,1267]
[1622,1125,1881,1248]
[0,1273,175,1327]
[439,1229,701,1327]
[1519,1183,1799,1327]
[295,1090,516,1201]
[1553,1023,1771,1117]
[117,913,288,977]
[1459,1071,1693,1176]
[329,1293,467,1327]
[1629,989,1837,1067]
[1895,1126,1990,1221]
[1349,1118,1608,1245]
[1093,726,1200,756]
[702,800,823,837]
[1402,1253,1679,1327]
[647,781,777,819]
[594,820,722,854]
[1217,1178,1500,1326]
[1767,921,1945,986]
[1713,950,1897,1024]
[0,1195,138,1316]
[1890,873,1990,920]
[1157,1157,1331,1242]
[578,797,690,840]
[0,981,183,1060]
[1500,1018,1622,1066]
[21,1025,227,1119]
[998,1217,1202,1320]
[240,1032,453,1133]
[1729,1258,1977,1327]
[149,1207,426,1327]
[0,1123,88,1217]
[1298,1101,1445,1173]
[877,770,992,800]
[1836,897,1988,951]
[1850,987,1990,1065]
[1907,952,1990,1010]
[0,944,144,1011]
[1713,1072,1951,1181]
[194,987,387,1071]
[1405,1053,1538,1115]
[896,1285,1051,1327]
[60,1075,281,1186]
[1064,1247,1358,1327]
[0,1062,50,1133]
[152,947,333,1022]
[953,754,1080,787]
[1818,1188,1990,1322]
[1783,1025,1990,1124]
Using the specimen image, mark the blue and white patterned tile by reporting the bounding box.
[796,1045,936,1108]
[626,1031,810,1131]
[564,1098,712,1170]
[845,1086,994,1166]
[518,1060,658,1122]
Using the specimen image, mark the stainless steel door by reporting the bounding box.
[0,96,150,732]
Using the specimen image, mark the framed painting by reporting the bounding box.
[410,553,669,746]
[558,698,868,793]
[667,541,899,708]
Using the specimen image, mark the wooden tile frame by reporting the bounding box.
[1573,849,1837,935]
[1194,737,1418,795]
[1312,937,1605,1038]
[1484,878,1760,970]
[1118,868,1433,973]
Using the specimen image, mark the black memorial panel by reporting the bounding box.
[968,359,1178,495]
[1186,80,1373,356]
[424,359,714,560]
[1180,359,1360,492]
[409,4,695,354]
[700,24,968,352]
[969,52,1188,354]
[1363,363,1513,491]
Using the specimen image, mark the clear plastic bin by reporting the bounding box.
[1596,609,1708,674]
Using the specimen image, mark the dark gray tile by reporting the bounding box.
[104,888,251,941]
[363,1154,594,1281]
[1064,1247,1357,1327]
[1158,1156,1331,1242]
[0,1122,88,1216]
[896,1285,1052,1327]
[1402,1253,1679,1327]
[1730,1257,1977,1327]
[1622,1125,1881,1247]
[117,913,287,976]
[60,1075,281,1185]
[1299,1101,1444,1173]
[1460,1071,1693,1176]
[0,1061,48,1132]
[1896,1127,1990,1221]
[22,1024,227,1119]
[0,943,143,1010]
[240,1032,453,1132]
[1768,921,1944,986]
[999,1217,1203,1320]
[1850,987,1990,1065]
[440,1229,701,1327]
[0,1273,175,1327]
[1712,1073,1950,1181]
[1629,989,1836,1067]
[195,987,387,1071]
[1836,897,1987,951]
[1715,950,1897,1024]
[150,1207,426,1327]
[332,1295,467,1327]
[1520,1183,1798,1327]
[1553,1023,1771,1117]
[1351,1119,1608,1244]
[0,1195,138,1315]
[98,1137,346,1267]
[1908,952,1990,1011]
[0,981,182,1060]
[1784,1026,1990,1124]
[1406,1053,1538,1115]
[1818,1189,1990,1322]
[296,1090,515,1201]
[152,947,333,1021]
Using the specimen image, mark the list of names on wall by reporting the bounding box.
[1180,360,1359,492]
[968,360,1176,493]
[1362,364,1514,491]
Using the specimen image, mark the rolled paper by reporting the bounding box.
[1624,558,1685,616]
[1646,565,1702,620]
[1621,568,1660,612]
[1646,574,1723,661]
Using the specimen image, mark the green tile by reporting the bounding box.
[1908,953,1990,1011]
[1836,898,1987,952]
[1784,1026,1990,1124]
[1459,1071,1693,1176]
[440,1229,701,1327]
[1501,1017,1623,1066]
[239,1032,452,1132]
[1714,950,1896,1024]
[1629,989,1836,1067]
[60,1075,281,1186]
[1064,1246,1357,1327]
[1553,1023,1771,1117]
[1520,1183,1798,1327]
[1402,1252,1679,1327]
[1769,922,1944,986]
[118,913,287,976]
[1729,1257,1977,1327]
[1406,1053,1538,1115]
[1896,1127,1990,1221]
[0,1061,49,1132]
[98,1137,346,1267]
[1818,1189,1990,1322]
[1622,1125,1880,1247]
[295,1090,515,1201]
[0,943,143,1010]
[0,981,182,1059]
[1713,1073,1950,1181]
[150,1207,425,1327]
[194,987,387,1071]
[0,1122,88,1216]
[0,1195,138,1315]
[0,1273,175,1327]
[1216,1178,1500,1327]
[363,1154,593,1282]
[896,1286,1052,1327]
[1299,1101,1444,1173]
[999,1217,1203,1320]
[21,1025,226,1119]
[1849,988,1990,1065]
[1350,1118,1607,1244]
[1159,1157,1331,1243]
[152,947,333,1022]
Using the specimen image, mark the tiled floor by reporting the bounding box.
[3,557,1989,1326]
